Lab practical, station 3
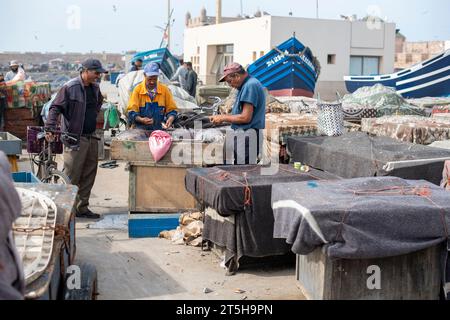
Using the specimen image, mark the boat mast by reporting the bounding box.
[316,0,319,19]
[167,0,171,50]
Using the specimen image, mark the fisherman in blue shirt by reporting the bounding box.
[210,63,266,164]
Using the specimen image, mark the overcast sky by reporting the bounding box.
[1,0,449,54]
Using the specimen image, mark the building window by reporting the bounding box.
[406,54,412,64]
[350,56,380,76]
[327,54,336,64]
[211,44,234,82]
[197,47,200,54]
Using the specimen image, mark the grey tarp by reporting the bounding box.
[271,176,450,260]
[0,151,24,299]
[287,132,450,185]
[185,164,339,270]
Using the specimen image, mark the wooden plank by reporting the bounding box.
[131,164,198,213]
[129,165,137,212]
[296,245,442,300]
[111,139,224,166]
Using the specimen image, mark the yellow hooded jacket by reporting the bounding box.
[126,80,178,130]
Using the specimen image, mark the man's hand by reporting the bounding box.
[162,116,175,130]
[136,116,154,126]
[45,132,55,142]
[209,115,225,125]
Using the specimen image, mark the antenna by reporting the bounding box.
[240,0,243,17]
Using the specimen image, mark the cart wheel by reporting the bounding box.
[64,262,98,300]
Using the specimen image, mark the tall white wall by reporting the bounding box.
[184,16,272,84]
[270,16,396,81]
[183,15,396,89]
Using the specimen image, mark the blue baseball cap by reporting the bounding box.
[144,62,160,77]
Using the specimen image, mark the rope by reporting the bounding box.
[13,225,55,233]
[340,185,449,240]
[273,46,321,78]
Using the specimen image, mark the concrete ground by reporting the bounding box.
[17,155,305,300]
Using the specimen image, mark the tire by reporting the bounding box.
[64,262,98,300]
[44,168,71,184]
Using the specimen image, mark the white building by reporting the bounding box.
[184,13,396,99]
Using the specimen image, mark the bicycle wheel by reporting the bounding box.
[44,168,71,184]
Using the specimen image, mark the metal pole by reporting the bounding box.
[240,0,243,17]
[316,0,319,19]
[167,0,171,50]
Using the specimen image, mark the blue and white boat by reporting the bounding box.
[344,50,450,98]
[248,37,320,98]
[132,48,180,79]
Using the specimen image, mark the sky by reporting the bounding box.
[0,0,449,54]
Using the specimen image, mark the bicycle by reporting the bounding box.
[27,127,76,184]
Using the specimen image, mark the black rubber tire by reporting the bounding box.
[64,262,98,300]
[45,168,71,184]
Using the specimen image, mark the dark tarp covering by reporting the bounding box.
[271,176,450,260]
[287,132,450,185]
[185,164,340,269]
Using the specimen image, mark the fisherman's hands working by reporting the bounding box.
[136,116,154,126]
[209,115,226,125]
[162,116,175,130]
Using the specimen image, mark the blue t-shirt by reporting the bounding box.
[231,76,266,130]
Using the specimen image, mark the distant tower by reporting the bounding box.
[200,7,207,23]
[185,11,191,27]
[216,0,222,24]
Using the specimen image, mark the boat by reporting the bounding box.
[344,49,450,98]
[247,36,320,98]
[132,47,180,79]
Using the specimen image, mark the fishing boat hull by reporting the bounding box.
[344,50,450,98]
[248,37,319,98]
[132,48,179,79]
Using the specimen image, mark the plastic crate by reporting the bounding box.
[27,126,63,154]
[110,72,121,85]
[128,213,181,238]
[0,132,22,155]
[12,172,41,183]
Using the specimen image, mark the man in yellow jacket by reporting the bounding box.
[127,62,178,130]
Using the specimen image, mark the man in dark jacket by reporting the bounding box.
[46,59,107,219]
[185,62,197,98]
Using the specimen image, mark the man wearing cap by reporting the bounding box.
[210,63,266,164]
[4,61,27,82]
[46,58,107,219]
[130,58,143,72]
[170,59,188,91]
[127,62,178,131]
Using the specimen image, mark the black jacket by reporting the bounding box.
[46,76,103,147]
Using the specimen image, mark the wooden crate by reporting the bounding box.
[296,245,442,300]
[3,107,41,141]
[111,138,224,166]
[129,162,198,213]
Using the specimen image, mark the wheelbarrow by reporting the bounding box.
[13,183,98,300]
